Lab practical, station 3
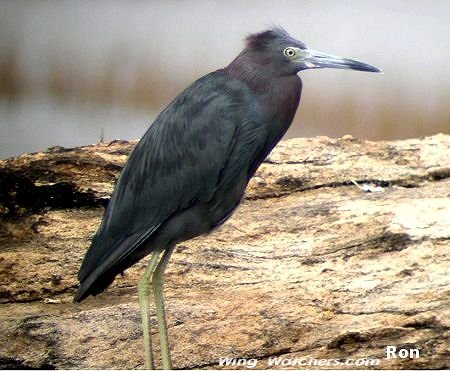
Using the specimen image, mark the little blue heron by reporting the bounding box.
[75,27,380,369]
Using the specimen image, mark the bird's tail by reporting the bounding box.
[74,229,153,302]
[74,268,116,302]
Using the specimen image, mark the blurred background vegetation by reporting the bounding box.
[0,0,449,158]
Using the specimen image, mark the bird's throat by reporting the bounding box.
[226,59,302,132]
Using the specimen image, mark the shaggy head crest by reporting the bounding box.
[245,27,304,51]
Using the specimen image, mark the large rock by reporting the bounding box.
[0,134,449,369]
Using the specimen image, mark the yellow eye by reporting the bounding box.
[283,47,296,58]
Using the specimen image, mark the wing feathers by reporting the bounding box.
[76,71,264,298]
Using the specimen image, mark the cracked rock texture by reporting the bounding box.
[0,134,449,369]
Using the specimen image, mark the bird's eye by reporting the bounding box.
[283,47,296,58]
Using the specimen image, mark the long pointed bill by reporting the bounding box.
[304,49,381,72]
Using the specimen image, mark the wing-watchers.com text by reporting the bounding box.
[219,356,380,368]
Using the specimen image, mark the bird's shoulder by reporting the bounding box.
[101,69,263,235]
[78,69,269,284]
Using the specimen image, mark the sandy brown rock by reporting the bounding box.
[0,134,449,369]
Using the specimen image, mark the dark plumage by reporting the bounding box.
[75,28,304,301]
[74,27,380,368]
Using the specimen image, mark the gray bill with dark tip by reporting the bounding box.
[305,49,381,72]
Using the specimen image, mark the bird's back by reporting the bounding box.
[75,68,300,302]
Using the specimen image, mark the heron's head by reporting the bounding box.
[244,27,381,76]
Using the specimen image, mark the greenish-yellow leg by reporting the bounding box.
[138,247,174,370]
[152,247,174,370]
[138,250,164,369]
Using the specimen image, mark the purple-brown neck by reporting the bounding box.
[225,50,302,134]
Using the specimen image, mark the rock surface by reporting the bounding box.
[0,134,449,369]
